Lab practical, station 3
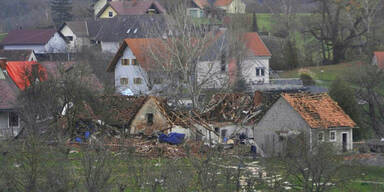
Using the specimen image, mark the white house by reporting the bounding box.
[106,38,165,94]
[197,31,271,89]
[59,21,101,52]
[1,29,67,54]
[254,93,356,157]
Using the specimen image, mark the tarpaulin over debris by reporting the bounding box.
[159,132,185,145]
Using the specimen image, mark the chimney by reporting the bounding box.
[132,0,137,6]
[0,57,7,71]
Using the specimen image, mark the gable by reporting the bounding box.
[256,97,311,132]
[99,5,117,18]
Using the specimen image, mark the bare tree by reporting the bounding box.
[144,2,250,110]
[305,0,367,64]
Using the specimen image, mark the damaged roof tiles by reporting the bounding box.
[282,93,356,129]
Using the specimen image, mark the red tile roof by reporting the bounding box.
[0,71,19,110]
[109,0,166,16]
[6,61,48,90]
[1,29,57,45]
[374,51,384,69]
[107,38,169,72]
[243,32,271,57]
[282,93,356,129]
[214,0,233,7]
[193,0,210,9]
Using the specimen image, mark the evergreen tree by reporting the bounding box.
[50,0,73,28]
[252,12,259,32]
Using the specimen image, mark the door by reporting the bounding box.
[342,133,348,152]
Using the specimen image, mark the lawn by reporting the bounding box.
[277,62,360,88]
[0,33,7,42]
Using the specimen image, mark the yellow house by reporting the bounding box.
[214,0,246,14]
[97,0,166,19]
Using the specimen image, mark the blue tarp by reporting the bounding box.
[159,132,185,145]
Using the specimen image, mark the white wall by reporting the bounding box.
[197,61,230,89]
[60,25,77,51]
[242,56,270,84]
[45,32,67,53]
[196,56,270,89]
[115,47,149,94]
[101,41,120,53]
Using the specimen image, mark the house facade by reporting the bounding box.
[197,31,271,89]
[214,0,246,14]
[107,38,166,94]
[1,29,67,54]
[59,21,101,52]
[0,62,21,138]
[254,93,355,157]
[187,0,208,18]
[97,0,166,18]
[101,96,171,135]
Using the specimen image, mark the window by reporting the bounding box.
[132,59,138,65]
[122,59,129,66]
[120,78,128,85]
[9,112,19,127]
[256,68,265,76]
[330,131,336,142]
[108,11,113,17]
[65,36,73,41]
[318,132,324,142]
[146,113,154,125]
[134,78,142,84]
[214,127,219,133]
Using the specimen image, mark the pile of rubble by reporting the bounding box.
[102,137,204,158]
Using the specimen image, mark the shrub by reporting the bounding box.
[300,73,315,86]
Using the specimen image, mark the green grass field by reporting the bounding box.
[277,62,360,88]
[0,33,7,42]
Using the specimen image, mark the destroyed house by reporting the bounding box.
[255,93,356,156]
[101,96,172,135]
[200,92,263,142]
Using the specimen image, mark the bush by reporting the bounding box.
[300,73,315,86]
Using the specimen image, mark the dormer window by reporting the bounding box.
[126,29,131,34]
[133,28,138,34]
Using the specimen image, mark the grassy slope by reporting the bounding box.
[277,62,359,88]
[0,33,7,42]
